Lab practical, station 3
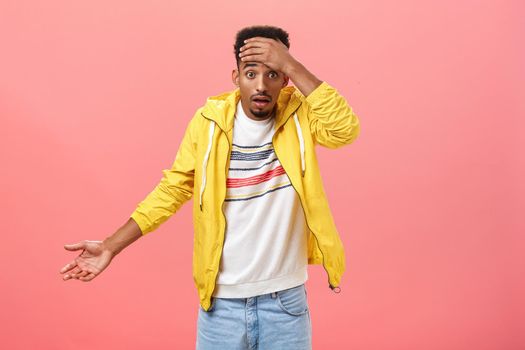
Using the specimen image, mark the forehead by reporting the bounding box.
[240,62,273,71]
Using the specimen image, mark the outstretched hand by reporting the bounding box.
[60,240,114,282]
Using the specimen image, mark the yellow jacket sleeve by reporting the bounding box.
[130,113,199,235]
[304,81,361,149]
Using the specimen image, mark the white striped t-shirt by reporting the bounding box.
[212,101,308,298]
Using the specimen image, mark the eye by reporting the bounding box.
[268,71,278,79]
[246,71,256,79]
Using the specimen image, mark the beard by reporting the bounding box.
[249,105,276,119]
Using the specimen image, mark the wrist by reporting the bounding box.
[282,57,301,78]
[101,237,119,258]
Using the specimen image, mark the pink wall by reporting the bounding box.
[1,0,523,349]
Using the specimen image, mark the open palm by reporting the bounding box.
[60,240,114,282]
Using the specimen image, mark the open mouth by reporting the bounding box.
[252,96,271,109]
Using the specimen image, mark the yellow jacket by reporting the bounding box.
[130,81,360,311]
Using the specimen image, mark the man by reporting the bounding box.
[60,25,360,349]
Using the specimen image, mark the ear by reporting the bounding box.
[232,68,239,87]
[282,74,290,88]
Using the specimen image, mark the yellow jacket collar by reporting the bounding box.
[201,86,303,132]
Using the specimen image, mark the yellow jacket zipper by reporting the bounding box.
[200,115,231,305]
[271,133,340,292]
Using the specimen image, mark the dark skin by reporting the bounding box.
[232,61,288,121]
[60,36,324,282]
[60,218,142,281]
[233,36,323,122]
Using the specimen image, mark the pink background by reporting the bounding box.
[1,0,523,349]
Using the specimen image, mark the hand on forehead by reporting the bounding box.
[240,36,284,50]
[238,36,290,74]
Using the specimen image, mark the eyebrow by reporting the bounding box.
[242,63,259,70]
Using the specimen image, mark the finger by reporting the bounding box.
[64,241,86,251]
[69,266,83,277]
[80,273,97,282]
[240,42,267,52]
[239,48,265,58]
[75,270,90,279]
[240,54,265,63]
[60,261,78,274]
[247,37,286,51]
[244,37,274,44]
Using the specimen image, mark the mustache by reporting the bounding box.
[251,94,272,102]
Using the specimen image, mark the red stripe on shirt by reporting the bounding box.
[227,165,286,188]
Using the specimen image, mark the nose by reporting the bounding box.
[255,75,267,93]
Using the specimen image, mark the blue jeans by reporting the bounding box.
[196,283,312,350]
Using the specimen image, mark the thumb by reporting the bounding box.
[63,241,86,251]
